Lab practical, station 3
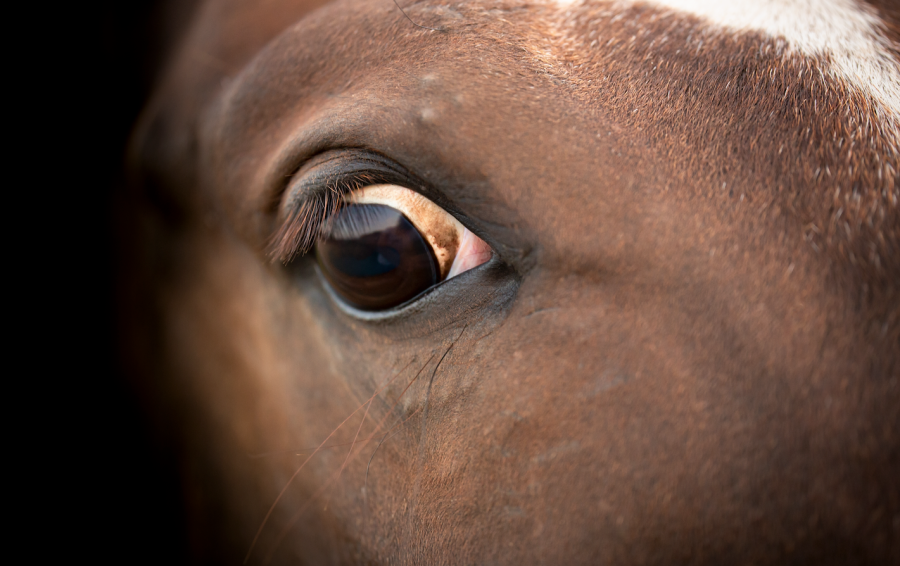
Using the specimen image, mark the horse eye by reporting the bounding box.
[316,204,438,310]
[315,185,492,311]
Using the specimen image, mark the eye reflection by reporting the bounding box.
[316,204,439,310]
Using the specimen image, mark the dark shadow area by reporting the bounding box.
[59,1,197,562]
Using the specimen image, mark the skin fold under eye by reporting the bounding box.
[315,185,493,311]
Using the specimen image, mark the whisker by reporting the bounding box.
[260,442,372,566]
[243,358,419,564]
[335,395,376,484]
[365,406,422,493]
[390,0,446,32]
[247,440,370,459]
[259,354,438,566]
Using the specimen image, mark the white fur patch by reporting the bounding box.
[551,0,900,123]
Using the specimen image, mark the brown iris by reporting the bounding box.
[315,204,439,310]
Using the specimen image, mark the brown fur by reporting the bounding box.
[122,1,900,564]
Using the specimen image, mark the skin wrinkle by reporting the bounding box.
[121,0,900,564]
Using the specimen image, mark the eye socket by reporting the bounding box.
[315,185,492,311]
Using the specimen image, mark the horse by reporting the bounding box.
[121,0,900,563]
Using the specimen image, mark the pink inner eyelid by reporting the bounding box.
[446,227,493,280]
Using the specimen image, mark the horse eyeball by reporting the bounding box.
[315,185,492,311]
[315,204,439,310]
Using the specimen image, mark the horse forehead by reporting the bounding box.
[213,0,900,123]
[537,0,900,122]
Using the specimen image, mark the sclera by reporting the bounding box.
[351,185,491,281]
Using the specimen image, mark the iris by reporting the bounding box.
[316,204,439,310]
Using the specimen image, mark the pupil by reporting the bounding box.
[326,245,400,277]
[316,204,439,310]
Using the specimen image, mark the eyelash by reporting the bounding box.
[267,151,420,264]
[267,175,365,264]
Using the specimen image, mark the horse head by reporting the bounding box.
[123,1,900,563]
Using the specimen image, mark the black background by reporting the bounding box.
[53,1,194,562]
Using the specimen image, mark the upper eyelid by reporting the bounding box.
[281,150,420,209]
